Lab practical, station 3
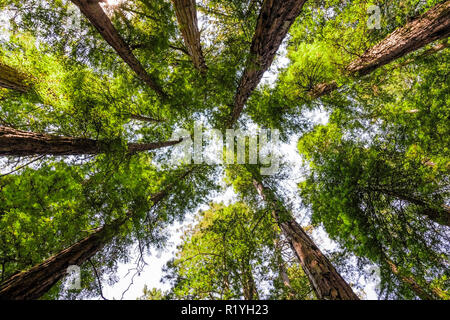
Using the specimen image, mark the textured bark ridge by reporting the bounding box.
[347,1,450,76]
[172,0,207,74]
[0,126,182,156]
[0,171,190,300]
[0,126,100,156]
[228,0,308,126]
[0,217,124,300]
[253,179,359,300]
[70,0,166,97]
[311,1,450,98]
[0,63,31,93]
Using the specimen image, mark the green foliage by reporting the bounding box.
[163,202,312,300]
[0,0,448,300]
[298,124,450,299]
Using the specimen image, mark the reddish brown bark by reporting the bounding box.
[70,0,166,97]
[253,179,359,300]
[0,126,182,156]
[228,0,308,126]
[172,0,207,74]
[0,217,125,300]
[0,170,191,300]
[347,1,450,76]
[311,1,450,98]
[0,63,31,93]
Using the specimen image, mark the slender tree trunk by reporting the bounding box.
[241,260,258,300]
[372,187,450,227]
[253,179,359,300]
[129,114,164,123]
[172,0,207,74]
[311,1,450,98]
[70,0,166,97]
[0,63,31,93]
[385,258,444,300]
[0,170,191,300]
[228,0,308,126]
[274,237,296,299]
[0,126,182,156]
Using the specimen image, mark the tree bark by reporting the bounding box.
[228,0,308,126]
[385,258,444,300]
[347,1,450,76]
[0,170,191,300]
[0,63,31,93]
[371,187,450,227]
[172,0,207,74]
[274,237,296,299]
[130,114,165,123]
[241,262,258,300]
[311,1,450,98]
[70,0,166,97]
[0,216,125,300]
[0,126,182,156]
[253,179,359,300]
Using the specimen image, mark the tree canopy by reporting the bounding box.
[0,0,448,300]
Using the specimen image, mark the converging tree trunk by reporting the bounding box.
[240,258,258,300]
[311,0,450,98]
[0,126,182,156]
[172,0,207,74]
[0,62,31,93]
[274,237,296,299]
[70,0,166,97]
[228,0,308,126]
[129,114,165,123]
[253,179,359,300]
[347,1,450,76]
[0,216,125,300]
[384,258,445,300]
[371,187,450,227]
[0,170,191,300]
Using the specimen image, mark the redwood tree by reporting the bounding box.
[0,126,183,157]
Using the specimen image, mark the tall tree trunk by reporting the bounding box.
[385,258,444,300]
[0,170,191,300]
[172,0,207,74]
[0,126,182,156]
[274,237,296,299]
[0,63,31,93]
[0,216,125,300]
[228,0,308,126]
[241,259,258,300]
[253,179,359,300]
[311,1,450,98]
[129,114,164,123]
[347,1,450,76]
[70,0,166,97]
[372,187,450,227]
